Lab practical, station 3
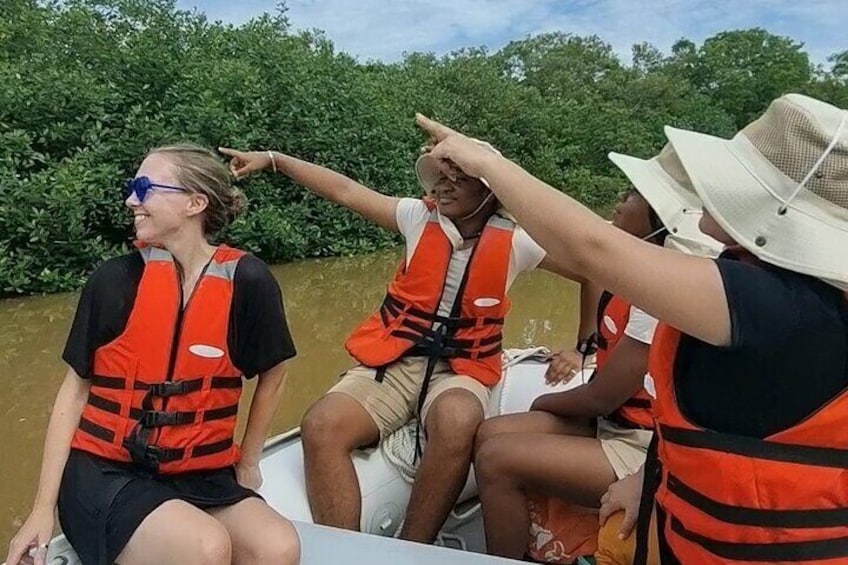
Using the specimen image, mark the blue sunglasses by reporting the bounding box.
[124,176,186,202]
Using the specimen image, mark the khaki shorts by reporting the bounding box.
[328,357,491,439]
[597,418,653,480]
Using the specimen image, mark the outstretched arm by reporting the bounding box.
[415,116,730,346]
[219,148,401,231]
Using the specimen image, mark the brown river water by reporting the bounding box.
[0,248,579,546]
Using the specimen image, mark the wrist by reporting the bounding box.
[575,336,598,356]
[31,497,56,515]
[477,151,501,179]
[266,151,278,173]
[239,451,261,467]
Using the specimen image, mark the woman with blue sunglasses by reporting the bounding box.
[6,144,301,565]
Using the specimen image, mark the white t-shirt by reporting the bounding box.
[623,306,658,345]
[395,198,545,317]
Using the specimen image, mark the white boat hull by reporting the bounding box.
[11,349,589,564]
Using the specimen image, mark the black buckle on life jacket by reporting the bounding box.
[140,410,196,428]
[122,432,162,471]
[382,294,504,331]
[148,381,190,397]
[122,433,186,472]
[409,325,451,460]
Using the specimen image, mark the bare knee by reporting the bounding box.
[117,502,232,565]
[301,396,362,453]
[474,415,512,454]
[193,525,232,565]
[269,523,301,565]
[248,521,301,565]
[474,436,515,487]
[426,390,484,452]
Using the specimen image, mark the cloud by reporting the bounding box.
[176,0,844,65]
[262,0,559,61]
[530,0,844,66]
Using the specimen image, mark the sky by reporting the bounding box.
[174,0,844,67]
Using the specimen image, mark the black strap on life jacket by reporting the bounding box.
[651,424,848,562]
[606,397,653,430]
[634,433,660,565]
[412,324,449,459]
[637,427,848,564]
[84,374,241,472]
[379,240,503,460]
[594,290,615,351]
[382,294,505,335]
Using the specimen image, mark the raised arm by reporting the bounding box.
[218,148,401,231]
[416,116,730,346]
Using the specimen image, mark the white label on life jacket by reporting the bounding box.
[189,344,225,359]
[473,297,501,308]
[602,315,618,335]
[643,373,657,399]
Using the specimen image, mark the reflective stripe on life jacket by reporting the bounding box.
[595,292,654,430]
[344,204,514,387]
[70,245,247,474]
[648,323,848,564]
[595,291,630,368]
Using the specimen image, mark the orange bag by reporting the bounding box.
[526,495,599,564]
[594,510,659,565]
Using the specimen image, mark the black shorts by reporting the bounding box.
[57,449,259,565]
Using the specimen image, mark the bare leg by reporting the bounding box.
[301,393,380,530]
[116,500,232,565]
[476,432,617,559]
[473,410,595,456]
[209,497,300,565]
[400,389,484,543]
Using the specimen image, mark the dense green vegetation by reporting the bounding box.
[2,0,846,296]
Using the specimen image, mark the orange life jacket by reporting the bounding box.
[71,245,247,474]
[595,292,653,429]
[648,323,848,564]
[345,204,515,387]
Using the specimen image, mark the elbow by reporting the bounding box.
[529,394,550,413]
[258,365,288,396]
[583,389,620,417]
[595,398,621,417]
[335,178,361,207]
[67,373,91,409]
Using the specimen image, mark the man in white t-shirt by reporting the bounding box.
[216,141,590,543]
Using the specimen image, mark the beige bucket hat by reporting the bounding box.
[663,93,848,289]
[608,144,724,257]
[415,138,502,194]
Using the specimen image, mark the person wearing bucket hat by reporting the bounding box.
[417,93,848,564]
[548,143,720,565]
[471,184,667,562]
[218,142,591,544]
[540,150,724,393]
[609,144,724,259]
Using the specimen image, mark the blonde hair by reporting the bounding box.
[148,143,246,234]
